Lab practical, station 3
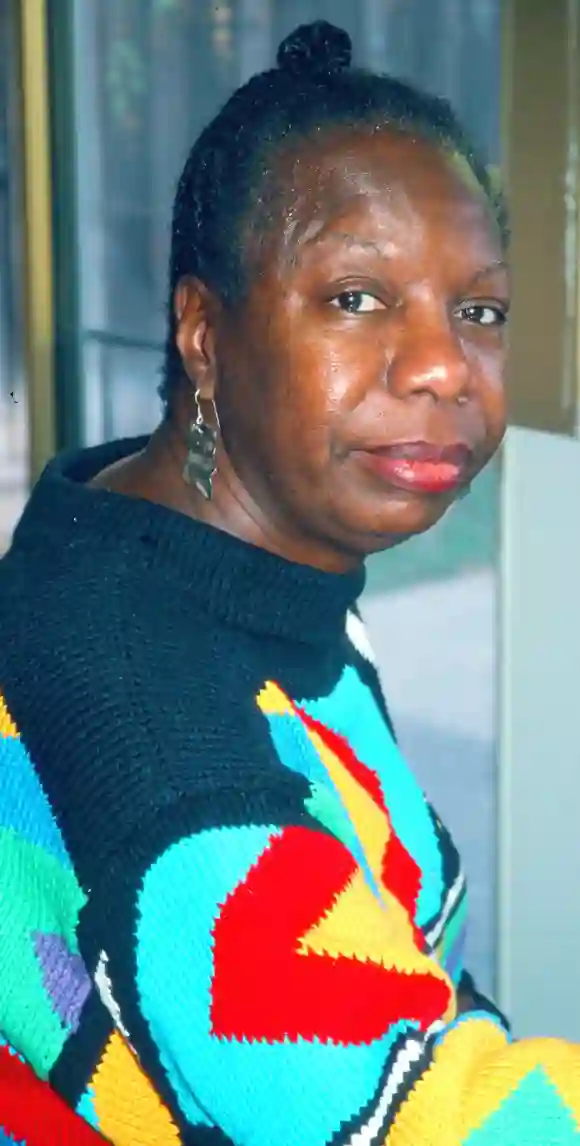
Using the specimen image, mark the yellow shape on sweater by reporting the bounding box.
[301,867,453,1007]
[257,680,294,717]
[0,692,19,739]
[91,1031,181,1146]
[301,868,409,963]
[387,1018,580,1145]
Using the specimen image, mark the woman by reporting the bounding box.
[0,20,578,1146]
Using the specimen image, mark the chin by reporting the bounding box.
[350,496,454,554]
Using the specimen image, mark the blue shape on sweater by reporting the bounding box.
[0,1131,25,1146]
[0,735,71,869]
[463,1066,578,1145]
[76,1086,100,1130]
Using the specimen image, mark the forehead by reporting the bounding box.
[255,128,501,272]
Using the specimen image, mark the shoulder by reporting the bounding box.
[0,545,278,881]
[0,531,228,682]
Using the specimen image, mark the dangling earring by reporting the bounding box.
[183,390,219,500]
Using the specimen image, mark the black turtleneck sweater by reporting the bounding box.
[1,437,566,1146]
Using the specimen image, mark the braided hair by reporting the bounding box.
[161,20,507,404]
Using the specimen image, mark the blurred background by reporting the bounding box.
[1,0,579,1037]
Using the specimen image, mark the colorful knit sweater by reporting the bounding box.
[0,437,579,1146]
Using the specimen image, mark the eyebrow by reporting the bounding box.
[292,228,509,287]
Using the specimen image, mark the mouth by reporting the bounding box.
[354,440,473,496]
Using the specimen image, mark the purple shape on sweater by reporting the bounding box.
[33,931,91,1032]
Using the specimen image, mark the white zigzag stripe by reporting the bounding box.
[424,870,466,951]
[348,1039,423,1146]
[347,1021,444,1146]
[346,611,376,665]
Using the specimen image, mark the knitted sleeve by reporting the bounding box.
[76,785,580,1146]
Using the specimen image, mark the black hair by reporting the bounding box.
[160,20,507,404]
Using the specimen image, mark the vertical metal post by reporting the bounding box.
[19,0,56,481]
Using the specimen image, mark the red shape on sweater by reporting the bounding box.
[0,1042,105,1144]
[210,825,450,1044]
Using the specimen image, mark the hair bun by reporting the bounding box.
[276,21,352,78]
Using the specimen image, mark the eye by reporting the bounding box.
[457,302,508,327]
[330,290,384,314]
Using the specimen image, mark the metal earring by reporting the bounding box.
[183,390,218,500]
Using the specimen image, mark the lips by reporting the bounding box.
[355,440,473,495]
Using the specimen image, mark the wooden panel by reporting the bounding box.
[503,0,579,435]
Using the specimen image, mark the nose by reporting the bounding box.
[387,317,471,404]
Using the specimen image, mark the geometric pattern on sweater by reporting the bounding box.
[78,1030,181,1145]
[134,822,445,1142]
[300,662,467,982]
[254,680,456,1030]
[121,669,465,1142]
[0,1035,102,1145]
[127,670,580,1145]
[0,690,179,1144]
[258,672,467,979]
[8,1024,580,1146]
[388,1016,580,1144]
[0,692,90,1077]
[0,1028,180,1146]
[278,665,446,928]
[2,668,580,1143]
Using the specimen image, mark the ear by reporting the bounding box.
[174,277,219,402]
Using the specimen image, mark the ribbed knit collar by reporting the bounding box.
[12,437,365,647]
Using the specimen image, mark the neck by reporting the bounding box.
[137,419,362,575]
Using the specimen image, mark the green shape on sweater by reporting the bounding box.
[464,1066,579,1146]
[0,826,86,1077]
[305,780,360,856]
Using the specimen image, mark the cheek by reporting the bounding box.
[270,340,340,469]
[470,342,507,440]
[253,331,367,487]
[284,323,382,424]
[219,327,333,475]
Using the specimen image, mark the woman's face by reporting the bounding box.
[179,128,508,569]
